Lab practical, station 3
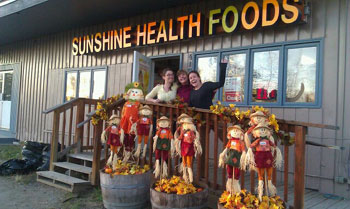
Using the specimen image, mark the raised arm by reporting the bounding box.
[204,62,228,91]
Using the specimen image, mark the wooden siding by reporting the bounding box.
[0,0,349,197]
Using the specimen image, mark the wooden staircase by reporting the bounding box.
[37,151,104,192]
[38,98,109,192]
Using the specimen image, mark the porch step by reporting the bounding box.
[53,162,92,174]
[37,171,91,193]
[68,151,105,162]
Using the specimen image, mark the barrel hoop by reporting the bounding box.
[150,200,207,209]
[101,183,148,189]
[104,199,148,207]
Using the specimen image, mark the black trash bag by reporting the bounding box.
[23,141,46,154]
[37,150,50,171]
[0,159,31,175]
[21,149,42,165]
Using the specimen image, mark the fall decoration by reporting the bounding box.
[104,160,150,176]
[219,190,286,209]
[154,176,203,195]
[92,94,122,125]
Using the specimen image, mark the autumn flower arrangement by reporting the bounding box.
[92,94,122,125]
[209,103,295,146]
[104,160,150,176]
[154,176,203,195]
[219,190,286,209]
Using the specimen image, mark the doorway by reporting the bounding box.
[152,56,180,87]
[0,63,20,139]
[0,70,13,129]
[132,51,182,94]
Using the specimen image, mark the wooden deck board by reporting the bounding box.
[68,151,105,162]
[37,171,89,185]
[53,162,92,174]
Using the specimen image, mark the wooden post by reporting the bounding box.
[294,126,306,209]
[74,100,85,153]
[284,145,289,202]
[213,115,218,189]
[168,107,173,175]
[68,106,74,145]
[91,121,103,186]
[204,113,210,184]
[61,111,66,151]
[222,122,227,188]
[250,171,255,193]
[49,110,60,171]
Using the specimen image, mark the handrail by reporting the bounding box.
[79,99,339,131]
[76,98,126,128]
[43,98,80,114]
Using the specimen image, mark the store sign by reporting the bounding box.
[72,0,304,56]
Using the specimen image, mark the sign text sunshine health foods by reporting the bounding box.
[72,0,303,56]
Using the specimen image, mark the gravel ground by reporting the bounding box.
[0,174,67,209]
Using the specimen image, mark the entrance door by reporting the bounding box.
[133,51,181,94]
[152,56,180,87]
[133,51,153,93]
[0,71,13,129]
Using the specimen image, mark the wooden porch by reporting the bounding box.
[39,97,339,209]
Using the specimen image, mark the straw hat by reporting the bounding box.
[250,111,268,118]
[227,125,244,133]
[177,113,190,122]
[157,116,170,124]
[253,123,271,131]
[182,117,194,125]
[139,105,152,112]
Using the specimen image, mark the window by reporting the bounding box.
[222,52,247,103]
[64,67,107,101]
[251,49,280,103]
[285,46,317,103]
[196,55,218,83]
[193,40,322,107]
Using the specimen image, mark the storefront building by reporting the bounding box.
[0,0,349,197]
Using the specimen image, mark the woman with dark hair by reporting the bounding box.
[176,69,192,103]
[146,68,178,103]
[188,62,228,109]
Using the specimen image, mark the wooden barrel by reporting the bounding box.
[100,170,152,209]
[150,182,208,209]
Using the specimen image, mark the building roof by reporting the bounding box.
[0,0,198,46]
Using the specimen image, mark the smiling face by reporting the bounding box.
[140,108,152,116]
[178,72,188,85]
[127,88,144,101]
[229,128,243,139]
[189,72,202,89]
[253,127,270,138]
[162,70,174,85]
[158,120,170,128]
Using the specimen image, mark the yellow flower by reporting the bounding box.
[229,103,235,108]
[133,82,140,87]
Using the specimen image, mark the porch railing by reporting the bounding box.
[45,97,338,209]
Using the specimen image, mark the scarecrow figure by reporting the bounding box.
[120,82,144,163]
[246,124,282,201]
[134,105,153,158]
[244,111,270,148]
[176,118,202,183]
[153,116,175,179]
[101,115,124,169]
[174,113,191,154]
[219,125,246,194]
